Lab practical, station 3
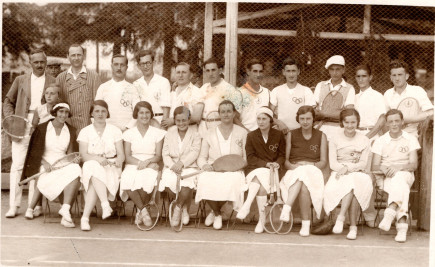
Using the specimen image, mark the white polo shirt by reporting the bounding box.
[239,83,270,131]
[372,131,420,167]
[133,73,171,123]
[95,79,140,130]
[314,79,356,108]
[270,83,315,130]
[355,87,387,128]
[29,73,46,110]
[384,84,433,136]
[169,82,203,117]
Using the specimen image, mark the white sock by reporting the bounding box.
[61,204,71,211]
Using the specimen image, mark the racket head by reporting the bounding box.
[136,203,160,231]
[51,152,81,169]
[2,115,32,139]
[397,97,420,118]
[206,111,220,129]
[168,201,183,232]
[263,202,276,234]
[321,91,344,116]
[212,154,247,172]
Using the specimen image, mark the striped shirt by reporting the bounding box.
[56,67,101,132]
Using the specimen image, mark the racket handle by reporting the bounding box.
[19,171,44,186]
[180,170,203,180]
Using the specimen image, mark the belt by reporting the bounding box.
[154,113,163,117]
[202,118,221,122]
[28,110,35,114]
[357,126,373,131]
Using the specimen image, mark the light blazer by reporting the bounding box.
[162,124,201,168]
[197,124,248,169]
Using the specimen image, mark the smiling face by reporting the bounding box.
[55,107,70,124]
[386,113,404,134]
[282,64,300,84]
[68,46,84,69]
[204,63,221,86]
[218,103,235,124]
[342,114,358,136]
[390,67,409,89]
[137,106,152,125]
[111,57,127,81]
[92,105,108,123]
[246,64,264,85]
[355,69,372,90]
[138,55,154,77]
[175,112,190,132]
[256,113,271,131]
[30,52,47,77]
[298,111,314,130]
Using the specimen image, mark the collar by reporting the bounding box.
[393,83,409,96]
[384,130,411,144]
[47,121,68,133]
[112,78,126,84]
[357,86,373,96]
[326,78,347,88]
[242,82,263,94]
[67,66,87,76]
[31,73,45,81]
[176,82,193,94]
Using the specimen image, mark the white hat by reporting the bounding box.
[256,106,274,118]
[325,55,345,69]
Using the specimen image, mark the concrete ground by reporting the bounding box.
[1,191,430,267]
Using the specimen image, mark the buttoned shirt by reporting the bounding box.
[355,87,387,128]
[239,84,271,131]
[67,66,87,80]
[372,131,420,167]
[29,73,46,110]
[314,79,355,108]
[169,82,203,117]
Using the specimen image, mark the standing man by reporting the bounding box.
[383,60,433,138]
[3,49,56,218]
[95,54,139,131]
[46,59,62,78]
[270,57,316,133]
[56,44,101,132]
[239,58,270,131]
[133,50,171,125]
[314,55,356,140]
[161,62,204,128]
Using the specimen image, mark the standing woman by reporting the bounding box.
[22,103,81,228]
[161,106,201,226]
[196,100,248,230]
[78,100,125,231]
[236,106,286,233]
[323,109,372,240]
[279,105,328,237]
[120,101,166,227]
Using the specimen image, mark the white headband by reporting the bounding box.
[53,103,70,111]
[256,107,273,118]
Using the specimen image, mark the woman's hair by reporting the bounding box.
[296,105,315,123]
[218,100,236,113]
[90,100,110,118]
[133,101,154,119]
[385,109,404,120]
[339,108,360,128]
[173,106,191,119]
[355,64,372,76]
[50,102,72,118]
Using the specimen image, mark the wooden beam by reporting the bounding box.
[203,3,213,84]
[214,27,297,37]
[315,32,435,42]
[213,4,308,27]
[224,2,238,86]
[363,5,371,34]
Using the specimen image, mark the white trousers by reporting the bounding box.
[379,171,414,220]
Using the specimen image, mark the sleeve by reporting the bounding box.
[328,138,345,172]
[276,132,286,167]
[409,135,421,151]
[416,86,434,112]
[3,77,19,117]
[155,128,167,143]
[344,86,356,107]
[304,87,316,106]
[376,93,387,115]
[159,78,171,108]
[348,136,370,171]
[191,86,204,105]
[245,134,267,168]
[162,134,176,168]
[94,84,103,100]
[371,137,383,156]
[76,127,88,143]
[21,127,43,179]
[113,126,123,142]
[226,86,243,113]
[313,82,322,105]
[270,87,278,106]
[383,91,392,111]
[92,73,102,99]
[122,129,133,143]
[180,131,201,167]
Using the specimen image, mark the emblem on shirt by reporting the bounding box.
[292,97,303,104]
[235,138,243,148]
[269,143,278,152]
[310,144,318,153]
[154,91,161,101]
[399,146,409,153]
[255,97,261,104]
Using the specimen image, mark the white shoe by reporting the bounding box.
[236,204,251,220]
[395,223,408,243]
[81,218,91,231]
[25,208,34,220]
[33,206,43,217]
[299,220,311,237]
[213,215,222,230]
[61,217,76,228]
[255,196,267,234]
[171,205,182,227]
[379,208,396,232]
[58,207,72,222]
[182,206,190,225]
[254,221,264,234]
[5,207,18,218]
[280,205,291,223]
[102,205,113,220]
[333,215,345,234]
[141,208,152,227]
[134,211,142,225]
[205,211,215,227]
[346,226,357,240]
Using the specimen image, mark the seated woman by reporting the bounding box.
[279,105,328,237]
[120,101,166,227]
[323,108,372,240]
[160,106,201,226]
[78,100,125,231]
[371,109,420,243]
[195,100,248,230]
[22,103,81,228]
[236,106,286,233]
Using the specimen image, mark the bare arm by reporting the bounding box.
[314,133,328,170]
[366,114,386,139]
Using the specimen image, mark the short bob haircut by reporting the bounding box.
[50,102,73,118]
[218,100,236,113]
[296,105,316,124]
[355,64,372,76]
[173,106,191,119]
[133,101,154,119]
[90,100,110,118]
[339,108,360,128]
[389,59,409,74]
[385,109,404,121]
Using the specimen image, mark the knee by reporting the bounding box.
[257,185,267,196]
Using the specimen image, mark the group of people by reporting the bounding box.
[3,44,433,244]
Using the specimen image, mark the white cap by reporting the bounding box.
[325,55,345,69]
[256,106,274,118]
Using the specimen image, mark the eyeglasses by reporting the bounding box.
[139,62,153,67]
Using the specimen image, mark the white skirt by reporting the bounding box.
[280,165,324,219]
[195,171,246,211]
[119,165,158,202]
[81,160,121,202]
[323,171,373,215]
[159,167,199,193]
[37,163,81,201]
[244,168,275,193]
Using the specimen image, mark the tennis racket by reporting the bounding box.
[314,91,344,129]
[19,152,81,186]
[169,173,183,232]
[397,97,420,129]
[180,154,247,180]
[269,166,293,234]
[136,170,161,231]
[205,111,220,129]
[263,166,278,234]
[2,115,33,139]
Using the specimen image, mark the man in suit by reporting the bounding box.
[3,49,56,218]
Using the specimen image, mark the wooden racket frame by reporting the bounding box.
[314,90,345,130]
[268,166,293,234]
[136,170,162,231]
[397,97,420,129]
[2,115,33,139]
[168,173,183,232]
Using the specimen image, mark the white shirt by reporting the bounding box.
[77,123,122,158]
[384,84,433,136]
[372,131,420,166]
[29,73,46,110]
[169,82,203,117]
[355,87,387,128]
[95,79,140,130]
[216,127,232,156]
[133,74,171,123]
[42,121,70,164]
[239,84,270,131]
[67,66,87,80]
[122,126,166,161]
[314,79,356,108]
[270,83,316,130]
